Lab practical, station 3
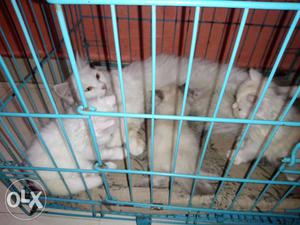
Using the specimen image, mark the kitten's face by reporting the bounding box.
[232,91,257,119]
[71,66,111,101]
[232,71,279,120]
[232,73,260,119]
[53,55,112,105]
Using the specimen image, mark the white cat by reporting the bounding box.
[54,54,200,156]
[27,95,126,196]
[147,84,215,195]
[184,60,250,135]
[227,69,300,169]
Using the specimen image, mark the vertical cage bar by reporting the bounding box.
[149,5,156,204]
[0,28,46,127]
[126,6,133,62]
[78,6,91,63]
[203,8,216,58]
[189,8,249,207]
[90,5,101,61]
[160,7,166,53]
[226,10,300,210]
[54,4,113,200]
[1,55,70,196]
[27,0,60,85]
[11,0,59,114]
[40,3,67,83]
[168,6,201,204]
[171,7,179,54]
[2,1,51,118]
[110,4,134,201]
[68,5,82,56]
[12,0,95,197]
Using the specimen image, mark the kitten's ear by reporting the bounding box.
[53,82,75,105]
[247,94,257,103]
[76,52,86,70]
[249,69,262,81]
[155,90,164,106]
[190,88,206,99]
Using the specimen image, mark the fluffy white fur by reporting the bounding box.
[228,69,300,173]
[148,84,215,195]
[27,95,126,196]
[54,54,205,156]
[185,60,250,134]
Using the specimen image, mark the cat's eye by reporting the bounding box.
[85,86,93,91]
[96,73,100,80]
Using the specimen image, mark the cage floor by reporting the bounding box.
[51,131,300,214]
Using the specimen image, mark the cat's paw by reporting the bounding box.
[226,150,245,165]
[105,161,117,169]
[127,128,145,156]
[286,174,299,181]
[129,136,145,156]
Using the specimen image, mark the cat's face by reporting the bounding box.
[53,54,112,105]
[70,66,111,101]
[232,91,257,119]
[232,69,262,119]
[232,69,281,120]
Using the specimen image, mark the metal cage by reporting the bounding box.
[0,0,300,224]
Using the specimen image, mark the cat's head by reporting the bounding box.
[232,69,263,118]
[233,69,281,119]
[53,54,111,105]
[155,84,190,115]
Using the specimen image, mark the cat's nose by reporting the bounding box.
[101,84,107,90]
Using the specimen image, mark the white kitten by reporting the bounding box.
[54,54,200,156]
[27,95,126,196]
[148,84,215,195]
[228,69,300,171]
[184,60,250,135]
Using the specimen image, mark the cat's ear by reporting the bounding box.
[249,69,262,81]
[53,82,75,105]
[189,88,206,99]
[155,90,164,106]
[247,94,257,103]
[76,52,86,70]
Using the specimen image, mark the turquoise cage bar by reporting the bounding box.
[0,0,300,224]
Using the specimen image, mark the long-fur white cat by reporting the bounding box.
[27,95,126,196]
[227,69,300,171]
[185,61,250,135]
[148,84,215,195]
[53,54,202,156]
[54,54,150,156]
